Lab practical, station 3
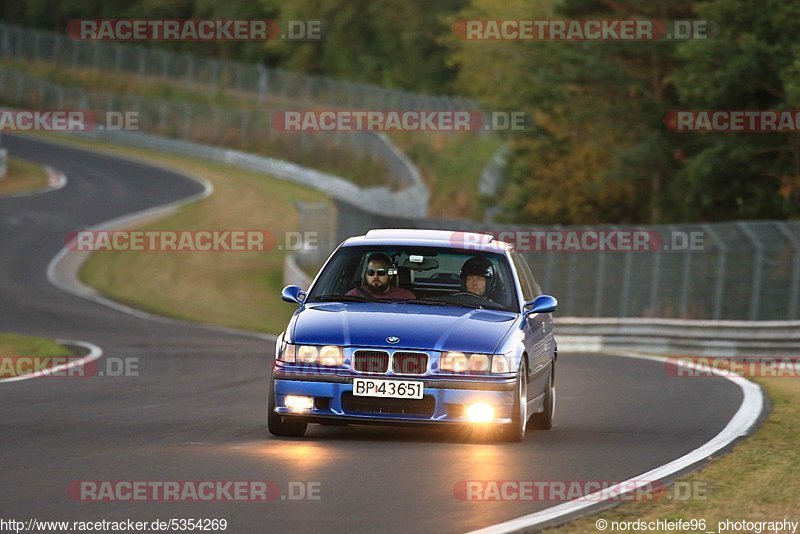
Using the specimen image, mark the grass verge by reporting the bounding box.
[0,333,71,378]
[0,157,49,195]
[21,132,326,334]
[552,373,797,532]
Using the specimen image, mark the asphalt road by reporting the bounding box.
[0,135,745,533]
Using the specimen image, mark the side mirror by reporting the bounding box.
[524,294,557,315]
[281,285,306,304]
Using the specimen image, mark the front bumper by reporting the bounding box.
[272,372,517,425]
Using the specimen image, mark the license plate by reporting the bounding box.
[353,378,424,399]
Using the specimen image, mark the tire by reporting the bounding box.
[528,361,555,430]
[267,379,307,437]
[500,360,528,442]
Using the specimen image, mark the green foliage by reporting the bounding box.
[669,0,800,220]
[5,0,798,223]
[451,0,800,223]
[449,0,694,224]
[260,0,466,93]
[1,0,464,93]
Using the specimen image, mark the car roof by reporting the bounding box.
[342,229,511,252]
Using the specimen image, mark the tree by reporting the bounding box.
[261,0,466,93]
[450,0,697,224]
[670,0,800,220]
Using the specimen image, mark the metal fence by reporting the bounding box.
[296,201,800,321]
[0,22,480,113]
[5,24,792,322]
[0,22,438,216]
[0,64,427,213]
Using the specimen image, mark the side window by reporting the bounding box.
[511,252,535,302]
[519,253,542,297]
[490,257,514,308]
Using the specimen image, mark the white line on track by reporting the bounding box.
[0,340,102,383]
[468,352,765,533]
[36,137,276,342]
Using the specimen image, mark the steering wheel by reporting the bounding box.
[448,291,494,302]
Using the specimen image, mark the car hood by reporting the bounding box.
[290,302,517,353]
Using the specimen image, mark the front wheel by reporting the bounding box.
[267,379,307,437]
[500,360,528,442]
[529,361,555,430]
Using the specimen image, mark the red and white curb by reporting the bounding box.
[0,165,67,198]
[46,165,67,190]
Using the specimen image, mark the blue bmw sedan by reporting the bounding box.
[269,229,557,441]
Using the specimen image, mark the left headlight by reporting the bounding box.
[440,352,510,374]
[278,344,343,366]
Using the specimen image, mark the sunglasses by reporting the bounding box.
[366,268,389,276]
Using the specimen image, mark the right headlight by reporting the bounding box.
[277,339,295,363]
[278,344,344,366]
[297,345,319,364]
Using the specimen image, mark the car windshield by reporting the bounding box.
[306,245,519,312]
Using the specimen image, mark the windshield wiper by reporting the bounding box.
[309,295,376,303]
[395,298,450,306]
[430,296,509,311]
[395,297,485,309]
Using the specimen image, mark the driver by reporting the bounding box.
[346,252,416,300]
[459,257,495,299]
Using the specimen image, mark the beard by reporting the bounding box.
[369,280,390,293]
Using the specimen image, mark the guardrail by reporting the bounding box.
[312,203,800,321]
[556,317,800,357]
[281,254,798,356]
[0,65,429,216]
[19,125,426,219]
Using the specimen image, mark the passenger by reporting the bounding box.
[346,253,415,300]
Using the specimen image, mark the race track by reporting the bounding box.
[0,135,751,533]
